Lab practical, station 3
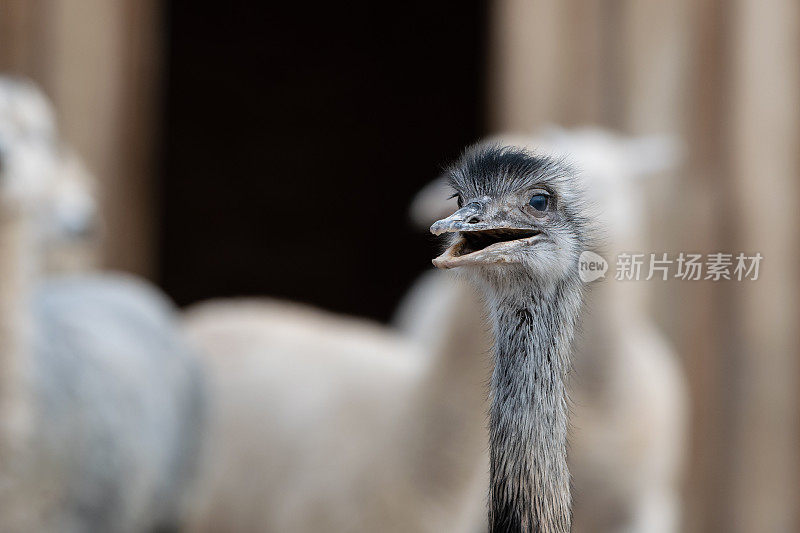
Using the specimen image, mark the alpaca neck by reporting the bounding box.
[404,277,491,512]
[602,237,651,322]
[487,278,583,533]
[0,203,36,444]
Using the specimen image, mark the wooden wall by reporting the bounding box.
[488,0,800,531]
[0,0,161,278]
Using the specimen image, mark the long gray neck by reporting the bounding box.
[486,278,583,533]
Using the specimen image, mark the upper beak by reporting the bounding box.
[429,203,488,235]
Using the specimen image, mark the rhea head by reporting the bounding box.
[430,143,592,289]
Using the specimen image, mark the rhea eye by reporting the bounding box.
[449,193,463,208]
[529,194,549,211]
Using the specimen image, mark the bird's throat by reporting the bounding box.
[487,281,582,533]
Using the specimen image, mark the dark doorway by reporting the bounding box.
[158,2,487,321]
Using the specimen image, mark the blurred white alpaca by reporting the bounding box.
[0,77,204,533]
[184,292,489,532]
[0,76,100,274]
[398,127,688,533]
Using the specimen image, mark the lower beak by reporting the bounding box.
[431,227,542,269]
[432,238,509,269]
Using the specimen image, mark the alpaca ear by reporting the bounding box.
[624,134,685,179]
[408,175,457,230]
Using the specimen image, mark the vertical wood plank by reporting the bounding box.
[679,1,734,529]
[46,0,160,277]
[486,0,567,131]
[728,0,800,529]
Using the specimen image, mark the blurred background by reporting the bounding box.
[1,1,798,532]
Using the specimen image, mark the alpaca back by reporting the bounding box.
[30,274,206,533]
[183,299,484,533]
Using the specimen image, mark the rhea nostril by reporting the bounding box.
[462,201,482,224]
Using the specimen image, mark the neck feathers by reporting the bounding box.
[0,207,36,470]
[487,279,582,532]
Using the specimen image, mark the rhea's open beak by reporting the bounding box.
[430,203,541,269]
